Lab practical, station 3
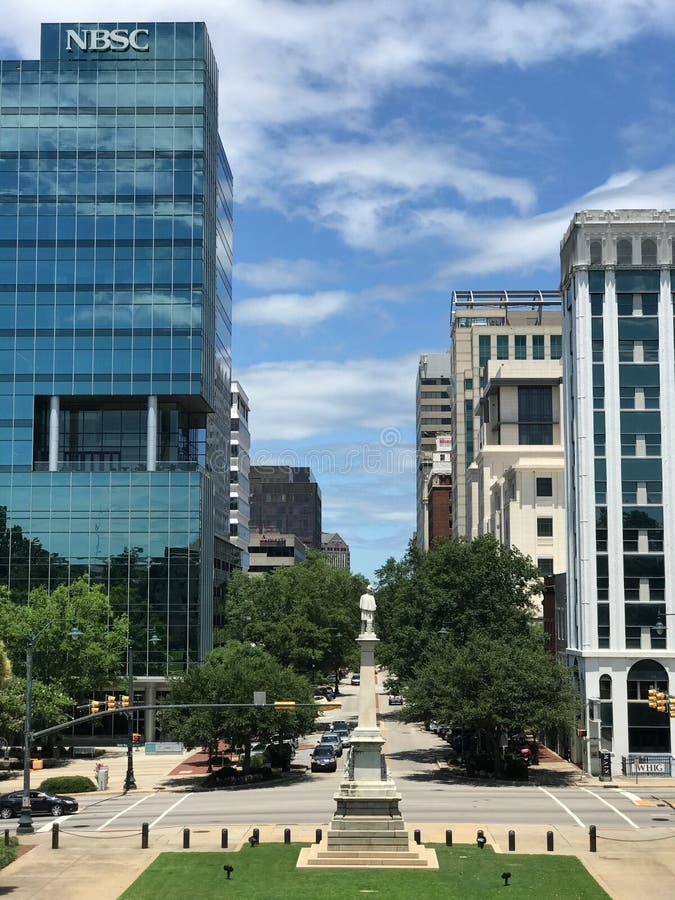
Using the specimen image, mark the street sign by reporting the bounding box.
[253,691,267,706]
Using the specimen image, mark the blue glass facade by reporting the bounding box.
[0,22,232,674]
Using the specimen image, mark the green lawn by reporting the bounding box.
[0,836,18,870]
[121,844,609,900]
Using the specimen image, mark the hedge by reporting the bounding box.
[0,836,17,870]
[38,775,97,794]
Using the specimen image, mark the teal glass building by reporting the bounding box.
[0,22,232,679]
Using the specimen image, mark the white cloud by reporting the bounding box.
[425,165,675,278]
[234,290,352,328]
[234,258,331,291]
[238,353,418,440]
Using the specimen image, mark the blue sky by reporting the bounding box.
[5,2,675,578]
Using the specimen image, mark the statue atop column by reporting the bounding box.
[359,585,376,634]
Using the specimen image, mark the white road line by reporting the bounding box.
[148,792,192,829]
[618,790,641,803]
[37,814,69,834]
[579,787,640,829]
[96,793,153,831]
[537,785,585,828]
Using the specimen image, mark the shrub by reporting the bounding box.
[249,753,265,770]
[0,835,17,870]
[39,775,97,794]
[502,755,529,781]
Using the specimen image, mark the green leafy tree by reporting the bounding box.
[220,553,365,686]
[0,676,73,744]
[405,632,578,773]
[0,639,11,688]
[160,641,317,772]
[375,536,541,683]
[0,577,128,696]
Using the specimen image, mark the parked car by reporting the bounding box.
[319,733,343,756]
[350,673,360,686]
[311,744,337,773]
[388,694,403,705]
[0,790,78,819]
[316,685,336,701]
[331,720,353,732]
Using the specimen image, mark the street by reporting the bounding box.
[35,681,675,834]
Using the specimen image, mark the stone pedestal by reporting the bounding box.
[299,629,437,869]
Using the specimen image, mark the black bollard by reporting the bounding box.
[4,829,9,847]
[141,822,149,849]
[51,822,59,850]
[252,827,260,844]
[315,828,322,844]
[414,829,421,845]
[284,828,291,844]
[445,829,453,847]
[589,825,597,853]
[547,831,554,852]
[183,828,190,849]
[221,828,228,849]
[508,830,515,852]
[477,829,487,849]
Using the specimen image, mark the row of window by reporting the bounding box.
[478,332,562,365]
[590,237,660,266]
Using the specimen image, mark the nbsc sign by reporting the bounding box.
[66,29,150,52]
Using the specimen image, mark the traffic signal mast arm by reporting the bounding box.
[32,699,339,740]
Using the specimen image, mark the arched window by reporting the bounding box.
[590,240,602,265]
[641,238,657,266]
[627,660,670,753]
[617,238,633,265]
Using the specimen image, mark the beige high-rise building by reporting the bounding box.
[470,359,566,610]
[450,291,563,539]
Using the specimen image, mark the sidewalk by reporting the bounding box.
[4,821,675,899]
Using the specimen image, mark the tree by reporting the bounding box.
[0,677,73,745]
[0,639,11,688]
[220,553,366,685]
[405,632,578,774]
[0,577,128,697]
[375,536,541,683]
[160,641,317,772]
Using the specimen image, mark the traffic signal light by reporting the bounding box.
[669,698,675,719]
[648,688,658,709]
[106,695,117,710]
[656,692,667,713]
[120,695,129,708]
[90,699,100,714]
[274,700,296,710]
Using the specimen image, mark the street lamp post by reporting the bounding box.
[124,631,159,792]
[17,619,82,835]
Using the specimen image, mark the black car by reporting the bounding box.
[311,745,337,773]
[0,790,79,819]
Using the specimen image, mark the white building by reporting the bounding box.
[561,210,675,772]
[470,359,566,600]
[229,381,251,571]
[416,354,452,548]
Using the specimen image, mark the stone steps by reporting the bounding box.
[305,857,430,868]
[316,850,421,859]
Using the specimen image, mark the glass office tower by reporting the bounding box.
[0,22,232,677]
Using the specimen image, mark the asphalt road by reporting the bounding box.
[36,682,675,833]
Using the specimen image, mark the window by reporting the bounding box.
[642,238,657,266]
[550,334,562,359]
[537,517,553,537]
[479,335,491,367]
[515,335,527,360]
[532,334,545,359]
[497,334,509,359]
[617,238,633,265]
[464,378,473,390]
[590,240,602,265]
[518,386,553,444]
[538,558,554,576]
[536,477,553,497]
